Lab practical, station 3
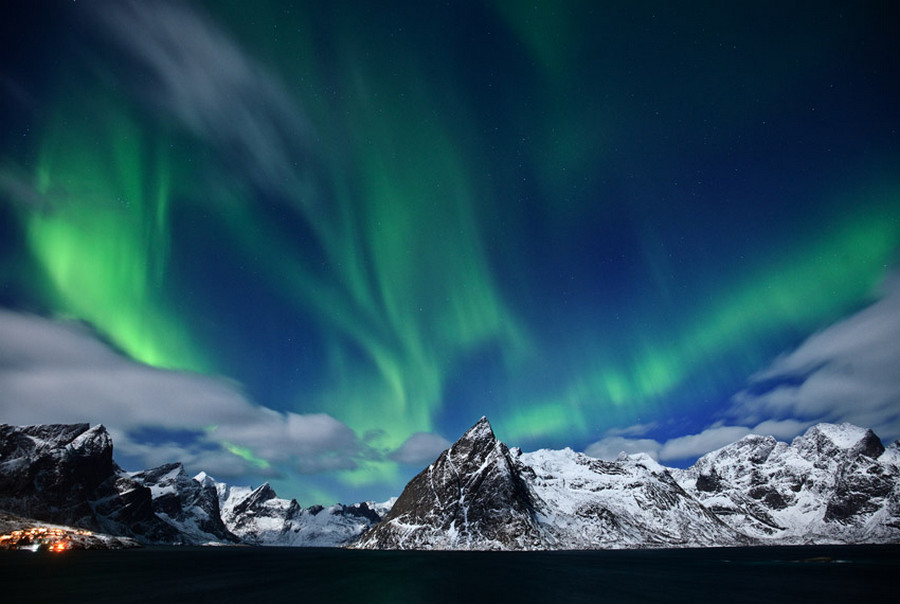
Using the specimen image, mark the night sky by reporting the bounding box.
[1,1,898,505]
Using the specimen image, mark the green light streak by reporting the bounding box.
[497,190,900,443]
[24,96,209,372]
[207,47,532,451]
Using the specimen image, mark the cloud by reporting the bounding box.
[389,432,452,465]
[583,419,816,464]
[728,272,900,441]
[0,309,368,477]
[657,425,752,461]
[91,0,317,202]
[584,436,662,461]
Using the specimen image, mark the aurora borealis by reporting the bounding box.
[1,1,898,504]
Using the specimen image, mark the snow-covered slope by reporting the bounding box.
[521,448,747,548]
[208,474,387,547]
[672,423,900,544]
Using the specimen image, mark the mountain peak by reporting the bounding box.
[458,416,495,444]
[355,416,543,549]
[797,422,885,459]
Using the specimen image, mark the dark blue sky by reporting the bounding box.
[1,1,898,504]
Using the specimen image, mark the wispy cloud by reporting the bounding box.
[729,272,900,441]
[584,419,817,463]
[0,310,370,477]
[92,0,315,199]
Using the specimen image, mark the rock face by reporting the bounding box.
[355,417,544,549]
[130,463,237,544]
[0,423,181,543]
[0,424,113,528]
[212,476,388,547]
[672,423,900,544]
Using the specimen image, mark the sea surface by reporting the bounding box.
[2,544,897,603]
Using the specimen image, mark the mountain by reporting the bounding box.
[208,473,389,547]
[355,417,545,549]
[672,423,900,544]
[129,463,238,544]
[355,417,747,550]
[357,418,899,550]
[520,448,747,548]
[0,422,387,546]
[3,420,898,549]
[0,423,183,543]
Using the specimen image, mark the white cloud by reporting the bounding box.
[0,310,367,476]
[749,418,815,441]
[584,418,822,465]
[389,432,452,465]
[729,272,900,441]
[584,436,662,461]
[658,425,752,461]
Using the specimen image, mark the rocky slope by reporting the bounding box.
[672,423,900,544]
[355,418,545,549]
[130,463,237,544]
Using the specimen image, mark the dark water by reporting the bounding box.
[2,544,897,603]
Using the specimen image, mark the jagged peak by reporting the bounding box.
[796,422,884,457]
[457,416,496,444]
[68,424,113,455]
[136,461,185,477]
[10,422,91,445]
[193,471,217,487]
[248,482,277,501]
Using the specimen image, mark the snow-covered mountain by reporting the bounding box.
[355,417,748,550]
[206,474,389,547]
[355,417,545,550]
[0,423,385,546]
[3,420,898,549]
[521,447,748,548]
[672,422,900,544]
[130,463,237,544]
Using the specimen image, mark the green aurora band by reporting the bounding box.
[25,94,210,373]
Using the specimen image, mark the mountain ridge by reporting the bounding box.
[2,419,898,549]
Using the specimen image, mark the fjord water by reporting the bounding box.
[2,545,897,603]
